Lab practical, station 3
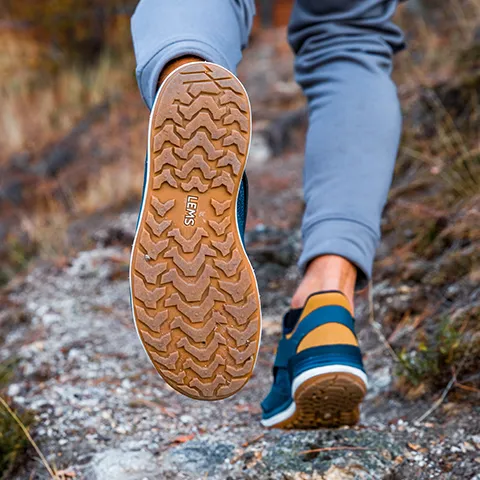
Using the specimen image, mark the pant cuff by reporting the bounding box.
[298,218,379,291]
[136,39,235,109]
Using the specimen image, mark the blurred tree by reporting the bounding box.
[2,0,136,65]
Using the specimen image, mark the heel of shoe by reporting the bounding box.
[291,370,366,428]
[290,344,366,385]
[284,345,367,428]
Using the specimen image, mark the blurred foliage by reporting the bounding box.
[0,406,32,480]
[2,0,135,66]
[396,307,480,394]
[0,0,136,157]
[398,318,464,386]
[0,359,34,480]
[0,237,36,288]
[0,359,17,390]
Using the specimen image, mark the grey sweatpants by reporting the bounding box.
[131,0,405,288]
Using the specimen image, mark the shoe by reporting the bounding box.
[130,62,261,401]
[261,291,367,428]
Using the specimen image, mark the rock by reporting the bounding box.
[67,247,128,279]
[248,132,272,166]
[92,213,137,247]
[7,383,21,397]
[88,448,158,480]
[9,151,32,170]
[162,440,235,476]
[323,465,356,480]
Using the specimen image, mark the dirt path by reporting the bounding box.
[2,211,478,479]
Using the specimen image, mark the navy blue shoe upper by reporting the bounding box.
[261,308,302,418]
[261,292,365,421]
[237,173,248,242]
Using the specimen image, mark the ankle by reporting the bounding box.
[157,55,204,90]
[291,255,356,312]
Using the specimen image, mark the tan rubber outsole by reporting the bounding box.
[130,62,261,401]
[274,372,367,429]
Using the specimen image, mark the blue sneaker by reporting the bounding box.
[261,291,367,428]
[130,61,261,401]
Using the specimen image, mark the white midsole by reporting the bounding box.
[261,365,368,427]
[261,401,296,427]
[292,365,368,396]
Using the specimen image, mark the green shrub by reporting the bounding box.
[396,312,479,390]
[0,359,34,479]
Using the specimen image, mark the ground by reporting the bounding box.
[1,3,479,479]
[2,228,480,479]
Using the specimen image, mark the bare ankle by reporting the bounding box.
[157,55,204,90]
[291,255,356,312]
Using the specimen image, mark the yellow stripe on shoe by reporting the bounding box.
[286,291,353,339]
[297,323,359,352]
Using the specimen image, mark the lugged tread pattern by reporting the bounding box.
[130,62,261,401]
[135,307,168,332]
[274,373,367,429]
[215,249,242,277]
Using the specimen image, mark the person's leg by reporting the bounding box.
[288,0,405,310]
[261,0,404,429]
[131,0,255,108]
[292,256,356,308]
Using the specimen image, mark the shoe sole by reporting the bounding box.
[130,62,261,401]
[262,366,367,429]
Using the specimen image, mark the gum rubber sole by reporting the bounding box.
[274,372,367,429]
[130,62,261,401]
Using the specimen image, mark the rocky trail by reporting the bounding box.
[2,211,479,479]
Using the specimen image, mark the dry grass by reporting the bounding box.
[371,1,480,399]
[396,0,479,85]
[13,143,144,261]
[0,19,135,160]
[76,161,144,215]
[19,202,71,260]
[394,1,480,200]
[0,396,54,479]
[0,13,139,264]
[0,360,35,479]
[1,47,134,159]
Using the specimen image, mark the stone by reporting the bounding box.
[162,440,235,476]
[89,448,158,480]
